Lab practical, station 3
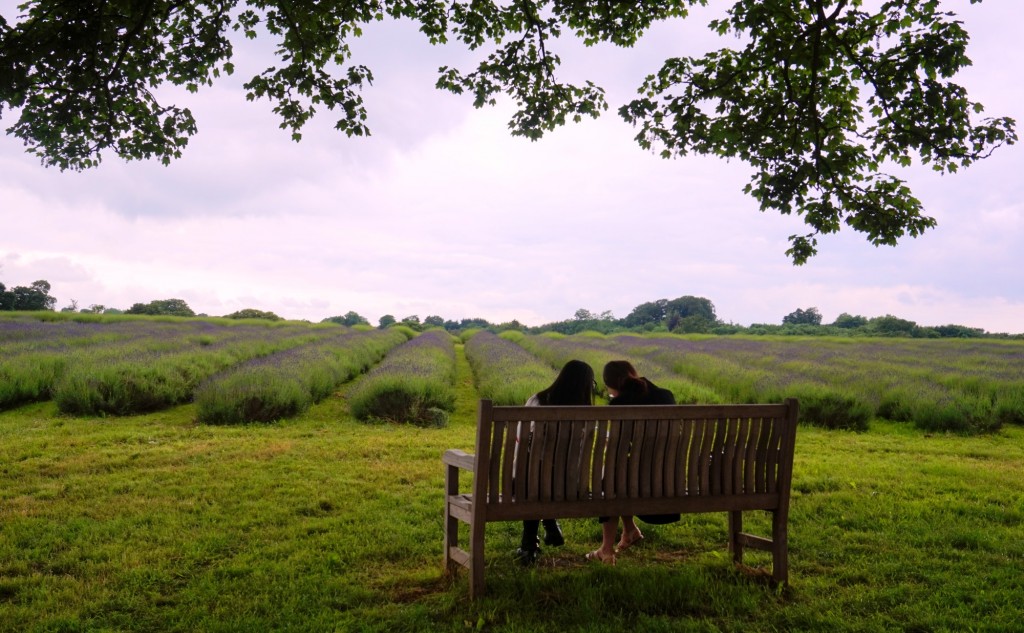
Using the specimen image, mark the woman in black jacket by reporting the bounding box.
[587,360,677,564]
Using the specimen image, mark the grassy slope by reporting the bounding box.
[1,344,1022,632]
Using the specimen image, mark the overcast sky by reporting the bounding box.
[1,1,1022,332]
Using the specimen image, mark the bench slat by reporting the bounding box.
[539,420,559,501]
[500,421,515,502]
[590,420,607,500]
[755,415,771,493]
[710,417,725,495]
[615,419,633,498]
[552,421,572,501]
[721,417,736,495]
[766,417,782,495]
[488,420,504,503]
[732,418,748,495]
[744,416,761,493]
[578,422,595,500]
[526,420,544,501]
[663,419,680,497]
[629,418,646,498]
[640,418,659,497]
[513,421,528,502]
[604,420,621,500]
[698,417,714,495]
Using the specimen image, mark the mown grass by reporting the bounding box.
[1,346,1023,632]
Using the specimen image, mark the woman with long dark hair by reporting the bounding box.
[516,359,596,565]
[586,360,677,565]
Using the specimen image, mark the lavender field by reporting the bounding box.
[0,313,1021,434]
[0,314,370,417]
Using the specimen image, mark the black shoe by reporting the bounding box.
[543,521,565,547]
[515,546,541,566]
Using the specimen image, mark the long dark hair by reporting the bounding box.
[536,359,595,406]
[602,360,649,396]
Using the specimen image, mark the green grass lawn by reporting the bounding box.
[2,346,1022,632]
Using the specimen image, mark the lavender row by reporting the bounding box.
[0,318,344,411]
[50,325,345,416]
[194,328,408,424]
[347,329,457,426]
[463,331,556,405]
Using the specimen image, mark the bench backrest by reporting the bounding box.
[472,399,798,520]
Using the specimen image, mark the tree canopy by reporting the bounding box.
[126,298,196,317]
[0,279,56,311]
[322,311,370,326]
[224,308,282,320]
[782,306,823,325]
[0,0,1016,261]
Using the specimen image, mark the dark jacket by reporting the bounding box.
[608,377,675,406]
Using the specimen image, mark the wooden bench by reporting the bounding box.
[443,398,799,599]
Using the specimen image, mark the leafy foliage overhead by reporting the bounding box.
[0,0,1016,261]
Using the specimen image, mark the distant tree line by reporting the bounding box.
[324,296,1013,339]
[4,280,1013,338]
[321,311,491,331]
[753,308,993,339]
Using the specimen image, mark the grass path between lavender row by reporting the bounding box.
[1,344,1023,632]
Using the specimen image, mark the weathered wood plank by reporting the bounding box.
[501,421,516,502]
[755,416,771,493]
[687,420,703,495]
[698,417,714,495]
[591,420,609,500]
[710,417,726,495]
[637,418,655,497]
[615,419,634,498]
[744,416,762,494]
[488,419,504,503]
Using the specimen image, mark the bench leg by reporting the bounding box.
[444,465,459,576]
[444,511,460,577]
[728,510,743,566]
[468,519,486,599]
[772,509,789,584]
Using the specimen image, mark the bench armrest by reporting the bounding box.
[443,449,475,471]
